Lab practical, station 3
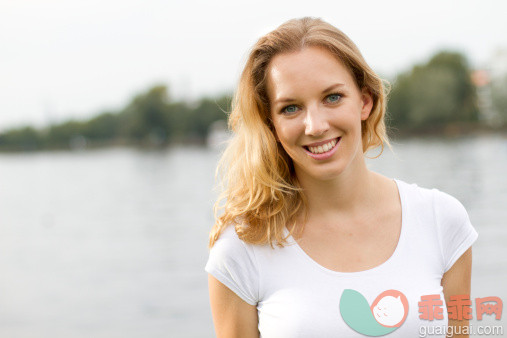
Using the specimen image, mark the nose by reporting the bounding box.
[304,105,329,136]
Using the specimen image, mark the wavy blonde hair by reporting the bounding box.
[208,17,389,249]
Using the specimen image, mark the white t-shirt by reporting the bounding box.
[205,179,478,337]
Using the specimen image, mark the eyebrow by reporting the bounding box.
[273,83,346,105]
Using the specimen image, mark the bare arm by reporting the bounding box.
[208,274,260,338]
[441,247,473,338]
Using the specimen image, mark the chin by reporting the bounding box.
[317,170,345,181]
[301,165,346,182]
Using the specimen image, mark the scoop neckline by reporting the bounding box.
[283,179,407,276]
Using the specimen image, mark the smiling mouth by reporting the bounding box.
[303,137,340,154]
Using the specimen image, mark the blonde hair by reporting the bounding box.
[208,17,389,249]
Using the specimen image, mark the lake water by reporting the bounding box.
[0,134,506,337]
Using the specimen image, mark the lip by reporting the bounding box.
[302,137,341,160]
[304,137,340,147]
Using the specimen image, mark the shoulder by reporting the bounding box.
[205,225,260,305]
[432,188,470,223]
[395,179,478,272]
[207,225,262,276]
[395,178,432,201]
[395,179,468,219]
[209,225,256,259]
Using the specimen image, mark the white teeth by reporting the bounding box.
[306,139,338,154]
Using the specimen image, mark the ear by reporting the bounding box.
[360,88,373,121]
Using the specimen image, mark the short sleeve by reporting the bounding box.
[433,189,478,273]
[205,226,259,306]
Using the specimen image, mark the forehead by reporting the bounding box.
[267,46,356,100]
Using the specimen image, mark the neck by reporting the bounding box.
[294,155,378,223]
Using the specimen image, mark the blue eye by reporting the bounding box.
[326,94,341,103]
[282,105,299,114]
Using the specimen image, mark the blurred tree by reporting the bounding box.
[0,126,43,150]
[167,101,192,141]
[46,120,87,148]
[82,112,120,141]
[186,95,231,138]
[388,51,479,130]
[491,75,507,124]
[119,85,172,144]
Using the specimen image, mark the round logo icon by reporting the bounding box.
[340,289,409,336]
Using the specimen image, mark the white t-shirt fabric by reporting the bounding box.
[205,179,479,337]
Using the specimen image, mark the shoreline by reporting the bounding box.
[0,124,505,153]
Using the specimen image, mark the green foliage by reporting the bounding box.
[491,75,507,123]
[118,85,172,143]
[186,96,231,137]
[388,51,479,129]
[46,120,87,147]
[0,85,231,150]
[82,113,120,140]
[0,126,43,150]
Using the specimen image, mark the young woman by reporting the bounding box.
[205,17,478,337]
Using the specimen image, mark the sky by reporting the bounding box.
[1,0,506,132]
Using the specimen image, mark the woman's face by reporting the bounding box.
[266,46,373,182]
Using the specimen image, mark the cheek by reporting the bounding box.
[273,120,301,145]
[277,134,297,156]
[277,128,293,145]
[338,107,362,125]
[273,127,302,161]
